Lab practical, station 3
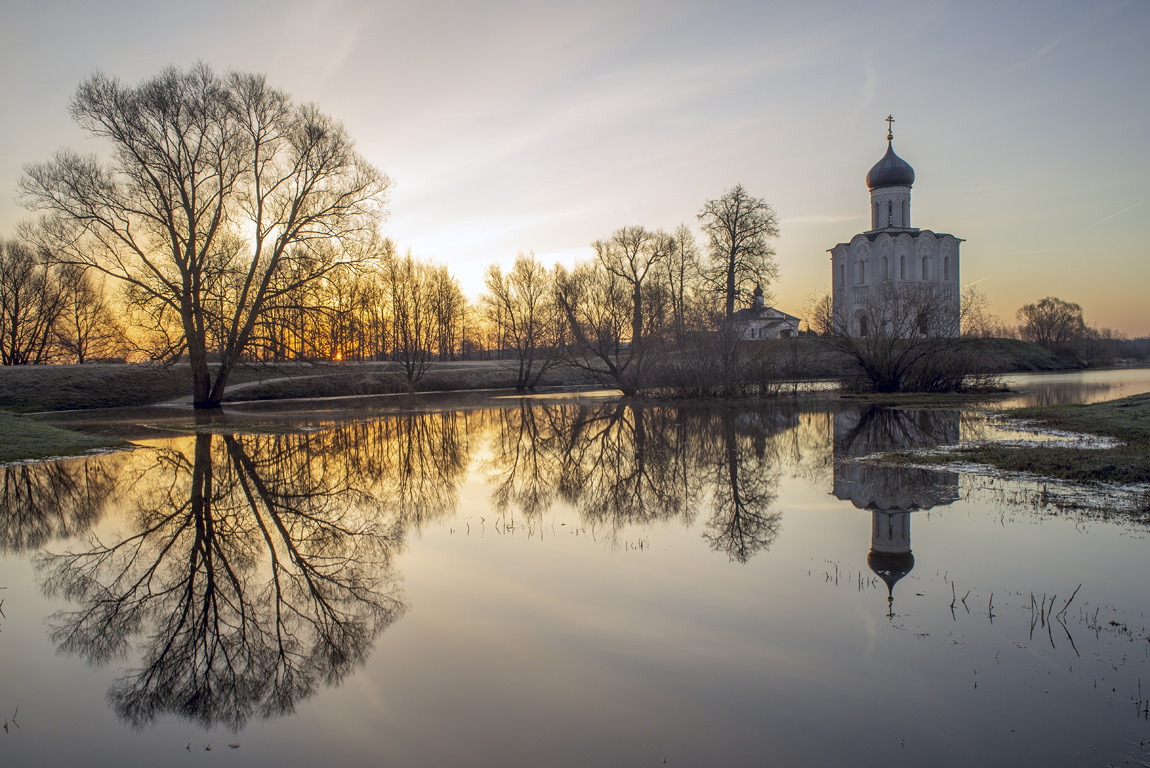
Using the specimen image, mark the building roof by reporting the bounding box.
[866,141,915,189]
[731,306,801,324]
[827,229,965,251]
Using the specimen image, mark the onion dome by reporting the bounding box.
[866,141,915,189]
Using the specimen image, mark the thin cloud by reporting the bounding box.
[1090,200,1144,228]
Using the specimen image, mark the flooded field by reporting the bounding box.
[2,368,1150,766]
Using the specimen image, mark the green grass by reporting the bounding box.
[0,413,129,463]
[903,392,1150,484]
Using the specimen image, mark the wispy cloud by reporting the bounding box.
[1090,200,1144,228]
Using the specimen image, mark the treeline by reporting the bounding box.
[6,170,788,398]
[0,240,125,365]
[968,295,1139,366]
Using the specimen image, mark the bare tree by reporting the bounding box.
[593,226,669,358]
[481,253,562,389]
[555,226,670,395]
[428,263,466,361]
[698,184,780,319]
[655,224,705,341]
[810,282,982,392]
[0,239,66,365]
[22,64,390,405]
[1017,296,1088,349]
[386,249,434,391]
[55,265,126,362]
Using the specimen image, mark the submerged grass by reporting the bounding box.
[0,413,129,464]
[902,392,1150,485]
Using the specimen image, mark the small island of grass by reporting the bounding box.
[904,392,1150,485]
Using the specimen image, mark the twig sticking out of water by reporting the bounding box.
[1058,585,1082,619]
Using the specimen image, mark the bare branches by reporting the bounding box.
[21,64,391,405]
[699,184,780,319]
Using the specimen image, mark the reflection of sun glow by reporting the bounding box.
[335,352,343,361]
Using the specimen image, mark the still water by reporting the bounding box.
[2,369,1150,766]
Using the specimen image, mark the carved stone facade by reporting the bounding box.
[828,134,962,337]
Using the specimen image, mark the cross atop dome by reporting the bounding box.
[886,114,895,141]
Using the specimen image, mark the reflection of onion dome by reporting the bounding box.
[865,142,915,189]
[867,550,915,601]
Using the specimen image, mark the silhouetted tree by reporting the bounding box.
[555,227,671,395]
[0,239,66,364]
[1017,296,1088,349]
[807,282,983,392]
[481,253,562,389]
[698,185,780,319]
[22,64,390,405]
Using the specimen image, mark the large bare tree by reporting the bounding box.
[21,64,390,406]
[698,184,780,319]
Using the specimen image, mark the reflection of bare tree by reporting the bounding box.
[483,402,566,518]
[479,398,806,562]
[36,432,404,731]
[559,402,691,530]
[699,411,785,564]
[332,411,470,529]
[0,456,121,553]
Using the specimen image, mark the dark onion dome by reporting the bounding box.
[866,141,915,189]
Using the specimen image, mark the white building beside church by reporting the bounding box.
[731,286,801,340]
[828,121,962,337]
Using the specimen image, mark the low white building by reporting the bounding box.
[731,286,801,340]
[828,120,962,337]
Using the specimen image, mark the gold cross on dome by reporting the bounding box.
[886,115,895,141]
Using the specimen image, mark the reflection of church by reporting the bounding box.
[828,117,963,337]
[831,407,960,614]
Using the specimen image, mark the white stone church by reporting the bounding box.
[828,120,962,337]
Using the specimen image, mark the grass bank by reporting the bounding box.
[904,392,1150,484]
[0,413,129,464]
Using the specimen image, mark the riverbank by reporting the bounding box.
[900,392,1150,485]
[0,412,129,463]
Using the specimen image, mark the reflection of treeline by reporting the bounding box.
[484,400,833,562]
[0,454,124,553]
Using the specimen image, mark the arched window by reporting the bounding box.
[921,256,928,280]
[859,261,866,284]
[859,315,869,337]
[900,255,906,280]
[882,256,888,281]
[944,256,951,281]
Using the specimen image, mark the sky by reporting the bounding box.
[2,0,1148,335]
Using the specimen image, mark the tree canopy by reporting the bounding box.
[21,64,390,406]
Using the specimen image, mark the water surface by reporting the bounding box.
[2,368,1150,766]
